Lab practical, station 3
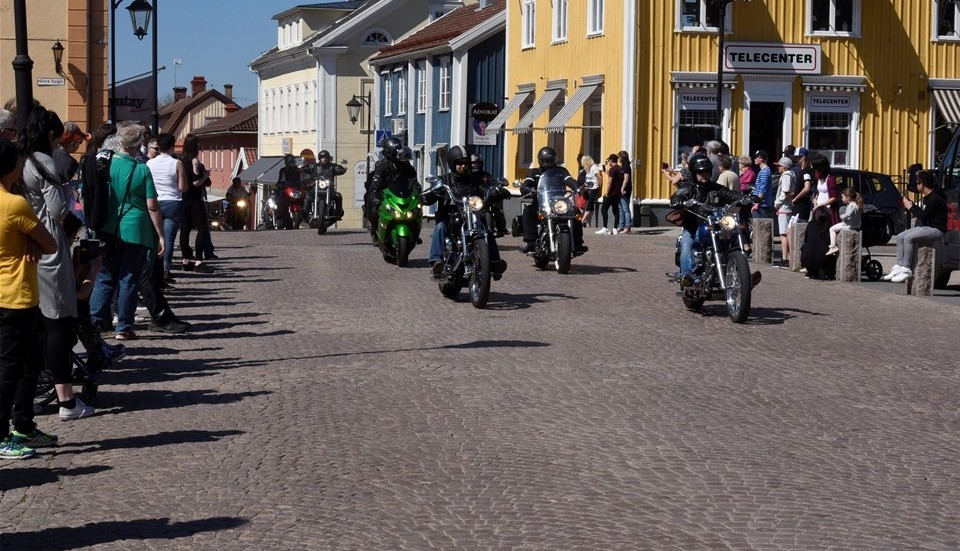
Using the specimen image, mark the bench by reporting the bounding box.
[837,229,862,282]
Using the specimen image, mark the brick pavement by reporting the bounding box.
[1,226,957,550]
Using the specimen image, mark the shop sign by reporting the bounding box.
[724,43,822,74]
[808,95,851,112]
[679,91,718,110]
[470,102,499,146]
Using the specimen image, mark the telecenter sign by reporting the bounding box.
[723,43,822,75]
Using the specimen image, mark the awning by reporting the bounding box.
[238,156,285,185]
[932,88,960,125]
[545,84,600,133]
[511,88,563,134]
[486,90,532,132]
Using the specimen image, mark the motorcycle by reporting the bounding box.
[281,180,306,229]
[667,197,761,324]
[376,176,423,267]
[514,168,583,274]
[258,193,278,230]
[226,196,250,230]
[426,176,503,309]
[308,171,347,235]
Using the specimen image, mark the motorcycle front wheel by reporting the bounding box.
[555,232,572,274]
[469,240,491,309]
[396,235,412,267]
[316,200,328,235]
[291,211,303,230]
[439,277,462,300]
[725,250,752,324]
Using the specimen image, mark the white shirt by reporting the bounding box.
[815,178,830,207]
[147,154,181,201]
[584,165,602,189]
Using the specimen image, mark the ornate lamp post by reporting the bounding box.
[346,93,372,176]
[710,0,750,140]
[110,0,157,133]
[52,40,65,75]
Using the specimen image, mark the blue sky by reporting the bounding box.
[114,0,289,107]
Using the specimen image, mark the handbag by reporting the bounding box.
[574,192,588,210]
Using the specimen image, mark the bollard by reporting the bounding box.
[789,222,807,271]
[906,245,936,296]
[837,229,862,282]
[751,217,774,264]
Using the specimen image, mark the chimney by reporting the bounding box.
[224,84,234,101]
[190,75,207,97]
[173,86,187,102]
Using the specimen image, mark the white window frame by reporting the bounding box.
[416,61,427,113]
[552,0,568,43]
[438,59,451,111]
[384,76,393,117]
[294,86,301,131]
[803,91,860,168]
[278,89,285,132]
[934,0,960,41]
[522,0,536,49]
[286,86,293,132]
[587,0,604,36]
[676,0,731,33]
[397,70,407,115]
[806,0,861,37]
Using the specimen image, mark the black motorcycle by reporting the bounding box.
[426,177,504,309]
[308,175,345,235]
[514,168,583,274]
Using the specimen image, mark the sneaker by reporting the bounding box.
[59,398,95,421]
[611,228,619,235]
[148,319,190,334]
[10,428,58,447]
[0,438,36,460]
[826,246,839,255]
[101,343,127,364]
[881,264,903,281]
[799,267,808,274]
[890,267,913,283]
[595,228,609,235]
[519,242,534,253]
[114,330,138,341]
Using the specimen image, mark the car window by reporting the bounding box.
[863,175,885,195]
[834,173,855,194]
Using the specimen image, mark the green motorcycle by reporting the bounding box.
[376,178,423,267]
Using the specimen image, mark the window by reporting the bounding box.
[808,111,851,166]
[522,0,536,48]
[278,89,285,132]
[678,109,719,152]
[384,77,393,116]
[587,0,604,35]
[553,0,568,42]
[517,95,535,166]
[546,91,565,163]
[286,87,293,131]
[936,0,960,39]
[438,60,451,111]
[416,61,427,113]
[304,83,312,131]
[678,0,726,31]
[808,0,859,35]
[294,86,301,131]
[364,31,391,45]
[397,71,407,115]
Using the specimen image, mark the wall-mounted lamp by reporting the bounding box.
[52,40,65,74]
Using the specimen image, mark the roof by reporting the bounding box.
[192,103,259,136]
[370,1,505,63]
[272,1,364,21]
[251,0,372,69]
[159,89,233,135]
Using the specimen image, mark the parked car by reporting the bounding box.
[832,168,908,245]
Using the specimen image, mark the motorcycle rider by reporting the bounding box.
[519,146,587,254]
[275,154,302,229]
[225,177,250,230]
[305,149,347,225]
[471,154,508,237]
[367,137,416,237]
[423,145,508,279]
[669,154,743,288]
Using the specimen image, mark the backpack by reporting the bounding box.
[78,149,113,232]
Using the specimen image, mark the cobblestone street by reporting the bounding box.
[1,226,957,550]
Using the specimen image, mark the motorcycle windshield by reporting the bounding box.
[537,170,574,215]
[388,178,419,198]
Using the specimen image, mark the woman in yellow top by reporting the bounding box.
[0,138,57,459]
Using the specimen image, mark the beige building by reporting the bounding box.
[0,0,107,131]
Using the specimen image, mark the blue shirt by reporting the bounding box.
[753,166,774,208]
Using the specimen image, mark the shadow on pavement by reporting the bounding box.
[0,465,112,492]
[279,338,549,360]
[55,429,245,454]
[700,306,827,325]
[0,516,247,550]
[95,390,272,414]
[566,264,638,275]
[484,292,577,310]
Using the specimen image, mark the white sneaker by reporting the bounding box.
[611,228,619,235]
[890,267,913,283]
[60,397,94,421]
[826,246,839,255]
[595,228,609,235]
[881,264,903,281]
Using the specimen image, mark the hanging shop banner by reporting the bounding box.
[723,43,822,75]
[469,102,499,146]
[109,74,155,122]
[679,90,718,110]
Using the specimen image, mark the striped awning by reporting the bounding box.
[545,84,600,133]
[932,88,960,125]
[486,90,532,132]
[511,88,563,134]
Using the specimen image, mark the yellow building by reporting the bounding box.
[498,0,633,180]
[636,0,960,205]
[0,0,107,130]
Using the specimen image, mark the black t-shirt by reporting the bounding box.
[53,148,79,184]
[620,164,632,197]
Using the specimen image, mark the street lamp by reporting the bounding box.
[710,0,750,140]
[110,0,158,134]
[127,0,152,40]
[12,0,34,130]
[52,40,65,75]
[346,93,372,176]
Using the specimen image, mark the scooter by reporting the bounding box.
[376,177,423,267]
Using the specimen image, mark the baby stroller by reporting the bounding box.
[860,207,888,281]
[34,333,125,410]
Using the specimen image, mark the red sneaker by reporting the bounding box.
[114,330,138,341]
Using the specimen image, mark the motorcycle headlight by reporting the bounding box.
[468,196,484,212]
[267,198,277,209]
[318,180,330,190]
[552,199,570,215]
[236,199,247,208]
[720,215,738,231]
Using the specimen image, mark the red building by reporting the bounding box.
[192,103,259,196]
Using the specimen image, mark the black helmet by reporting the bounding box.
[318,149,331,161]
[689,154,713,175]
[537,147,557,169]
[381,137,404,161]
[399,146,413,161]
[446,145,470,170]
[470,154,483,172]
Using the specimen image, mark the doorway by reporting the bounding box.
[749,101,784,158]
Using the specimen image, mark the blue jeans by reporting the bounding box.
[89,238,147,332]
[429,221,501,264]
[619,197,632,229]
[158,200,183,273]
[679,229,695,276]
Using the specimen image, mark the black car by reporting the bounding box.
[832,168,908,245]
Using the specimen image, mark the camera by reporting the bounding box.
[75,239,103,265]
